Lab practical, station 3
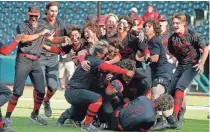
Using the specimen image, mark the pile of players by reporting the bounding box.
[0,1,208,132]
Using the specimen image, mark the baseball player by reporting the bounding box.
[39,2,68,118]
[106,80,173,131]
[64,43,134,132]
[166,13,208,130]
[0,35,22,132]
[4,5,68,126]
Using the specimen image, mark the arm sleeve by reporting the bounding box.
[0,40,18,55]
[99,63,128,75]
[50,47,61,54]
[116,52,122,59]
[78,49,88,62]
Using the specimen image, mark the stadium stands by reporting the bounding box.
[0,1,208,55]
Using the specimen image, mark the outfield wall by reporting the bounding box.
[0,56,31,85]
[0,55,209,89]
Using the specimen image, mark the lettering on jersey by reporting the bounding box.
[171,36,191,54]
[129,104,144,117]
[172,36,181,44]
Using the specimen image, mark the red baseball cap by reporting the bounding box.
[28,5,40,16]
[158,15,168,21]
[97,15,107,26]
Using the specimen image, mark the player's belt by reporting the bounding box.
[65,85,71,89]
[41,53,55,57]
[115,110,124,131]
[19,53,39,60]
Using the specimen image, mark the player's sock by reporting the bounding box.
[44,89,56,103]
[33,90,44,115]
[157,115,163,122]
[84,97,102,125]
[145,88,152,99]
[173,89,184,118]
[0,108,3,128]
[0,120,3,128]
[6,94,19,118]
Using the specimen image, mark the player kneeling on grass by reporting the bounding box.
[106,80,173,132]
[61,42,134,132]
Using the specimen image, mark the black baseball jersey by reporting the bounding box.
[89,71,109,93]
[111,69,149,100]
[148,36,172,78]
[59,43,88,56]
[39,18,68,54]
[168,29,207,65]
[67,55,103,89]
[160,30,172,54]
[16,20,45,56]
[119,33,147,60]
[102,33,147,60]
[59,43,89,65]
[119,96,155,131]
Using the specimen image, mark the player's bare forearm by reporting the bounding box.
[21,33,40,43]
[200,46,209,65]
[107,55,121,64]
[150,54,159,62]
[46,37,65,44]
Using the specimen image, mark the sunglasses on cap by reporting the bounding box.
[29,15,39,18]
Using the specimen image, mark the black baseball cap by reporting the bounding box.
[28,5,40,16]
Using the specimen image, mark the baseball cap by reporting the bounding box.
[147,3,153,7]
[97,15,107,26]
[28,5,40,16]
[158,15,168,21]
[110,80,124,92]
[130,7,138,13]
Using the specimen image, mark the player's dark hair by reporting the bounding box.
[143,19,162,36]
[117,59,136,70]
[67,24,82,36]
[154,94,173,111]
[119,16,133,31]
[45,1,59,15]
[109,40,120,49]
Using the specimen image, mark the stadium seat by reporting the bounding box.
[194,9,208,20]
[0,1,208,56]
[190,79,199,91]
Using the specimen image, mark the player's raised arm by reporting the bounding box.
[0,34,22,55]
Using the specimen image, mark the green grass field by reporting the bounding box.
[1,87,209,132]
